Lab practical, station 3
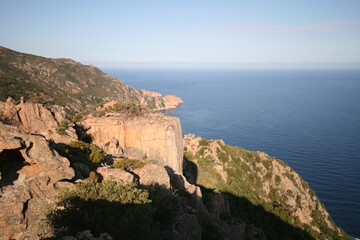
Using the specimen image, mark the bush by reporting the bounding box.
[199,139,209,146]
[56,120,69,135]
[0,110,4,122]
[112,158,146,170]
[47,181,155,239]
[108,101,142,113]
[58,141,105,165]
[28,95,54,105]
[70,113,83,123]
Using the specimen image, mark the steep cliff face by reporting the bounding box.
[0,123,75,239]
[81,112,183,172]
[183,134,353,240]
[0,46,182,113]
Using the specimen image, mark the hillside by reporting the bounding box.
[0,46,182,113]
[183,134,353,240]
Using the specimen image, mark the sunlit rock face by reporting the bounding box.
[0,100,77,144]
[0,123,74,239]
[81,112,183,172]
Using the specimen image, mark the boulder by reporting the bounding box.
[133,164,170,188]
[96,166,133,183]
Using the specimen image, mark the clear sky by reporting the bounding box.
[1,0,360,67]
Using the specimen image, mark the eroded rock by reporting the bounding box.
[0,123,75,239]
[81,112,183,172]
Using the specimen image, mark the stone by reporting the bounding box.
[0,101,77,144]
[81,112,183,172]
[133,163,170,188]
[96,166,134,183]
[0,123,75,239]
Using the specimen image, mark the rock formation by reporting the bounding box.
[141,90,183,109]
[81,112,183,172]
[0,99,77,144]
[0,123,75,239]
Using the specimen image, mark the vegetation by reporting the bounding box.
[55,141,105,166]
[47,181,155,239]
[184,138,353,240]
[28,95,54,105]
[55,120,69,135]
[112,158,146,170]
[199,138,209,146]
[0,47,166,114]
[47,180,189,240]
[108,101,143,113]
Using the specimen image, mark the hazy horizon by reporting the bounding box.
[1,1,360,65]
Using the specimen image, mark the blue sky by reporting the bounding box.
[0,0,360,66]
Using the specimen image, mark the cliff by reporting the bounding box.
[0,46,182,113]
[81,112,183,172]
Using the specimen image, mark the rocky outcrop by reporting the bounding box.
[0,123,75,240]
[0,99,77,143]
[81,112,183,172]
[97,166,134,183]
[163,95,183,109]
[141,90,183,109]
[133,164,170,188]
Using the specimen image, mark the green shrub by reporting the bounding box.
[70,113,83,123]
[108,101,142,113]
[47,181,155,239]
[0,110,6,124]
[56,120,69,135]
[146,103,155,110]
[112,158,146,170]
[59,141,105,165]
[199,139,209,146]
[28,95,54,105]
[275,175,281,184]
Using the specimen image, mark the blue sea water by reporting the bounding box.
[102,67,360,238]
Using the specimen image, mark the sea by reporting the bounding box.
[102,67,360,238]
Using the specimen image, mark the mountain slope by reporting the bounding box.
[183,134,354,240]
[0,46,182,113]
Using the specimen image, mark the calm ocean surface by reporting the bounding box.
[103,67,360,238]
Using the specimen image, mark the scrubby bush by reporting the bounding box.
[56,120,68,135]
[199,139,209,146]
[112,158,146,170]
[0,110,4,122]
[70,113,83,123]
[47,181,155,239]
[108,101,142,113]
[57,141,105,166]
[28,95,54,105]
